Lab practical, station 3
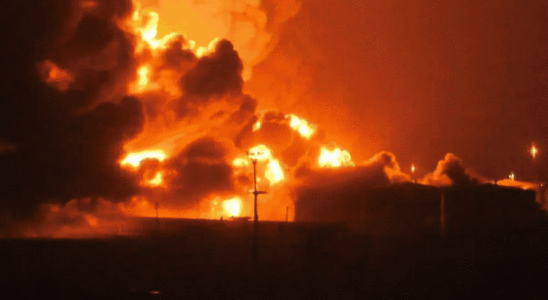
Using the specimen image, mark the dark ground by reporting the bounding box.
[1,219,548,299]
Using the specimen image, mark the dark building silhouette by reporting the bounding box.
[295,182,545,236]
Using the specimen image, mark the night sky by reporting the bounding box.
[249,0,548,181]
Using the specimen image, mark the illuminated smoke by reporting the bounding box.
[420,153,486,186]
[134,0,302,80]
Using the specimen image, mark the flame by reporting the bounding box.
[287,114,315,139]
[530,144,538,159]
[120,150,167,168]
[222,197,243,217]
[233,158,249,167]
[318,147,355,168]
[509,172,516,181]
[248,144,271,161]
[266,159,285,185]
[245,145,285,186]
[411,164,416,173]
[146,171,163,187]
[137,65,150,89]
[133,10,161,49]
[252,120,262,132]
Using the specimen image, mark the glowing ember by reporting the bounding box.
[222,197,243,217]
[530,144,538,159]
[38,60,73,91]
[411,164,416,173]
[266,159,285,185]
[287,114,315,139]
[509,172,515,181]
[121,150,167,167]
[247,144,271,161]
[318,147,355,168]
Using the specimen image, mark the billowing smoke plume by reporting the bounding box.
[0,0,143,225]
[421,153,486,186]
[153,137,236,209]
[294,151,411,199]
[136,0,302,79]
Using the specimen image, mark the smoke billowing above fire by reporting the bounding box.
[0,0,544,237]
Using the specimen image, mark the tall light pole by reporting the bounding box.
[530,143,539,182]
[530,144,538,160]
[247,150,267,223]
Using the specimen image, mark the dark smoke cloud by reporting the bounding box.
[158,137,235,209]
[421,153,485,186]
[179,40,244,106]
[0,0,143,221]
[47,0,138,112]
[159,34,197,70]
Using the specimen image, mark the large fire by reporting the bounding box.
[238,144,286,186]
[288,114,315,139]
[110,2,359,223]
[318,147,355,168]
[23,0,405,237]
[222,197,243,217]
[121,150,167,168]
[9,0,548,239]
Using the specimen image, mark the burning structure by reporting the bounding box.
[295,182,544,236]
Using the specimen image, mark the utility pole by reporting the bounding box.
[246,150,267,265]
[246,150,268,225]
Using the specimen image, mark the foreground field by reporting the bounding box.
[2,219,548,299]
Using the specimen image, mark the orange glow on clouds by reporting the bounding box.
[318,147,355,168]
[38,60,73,92]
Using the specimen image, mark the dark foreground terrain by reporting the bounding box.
[1,219,548,299]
